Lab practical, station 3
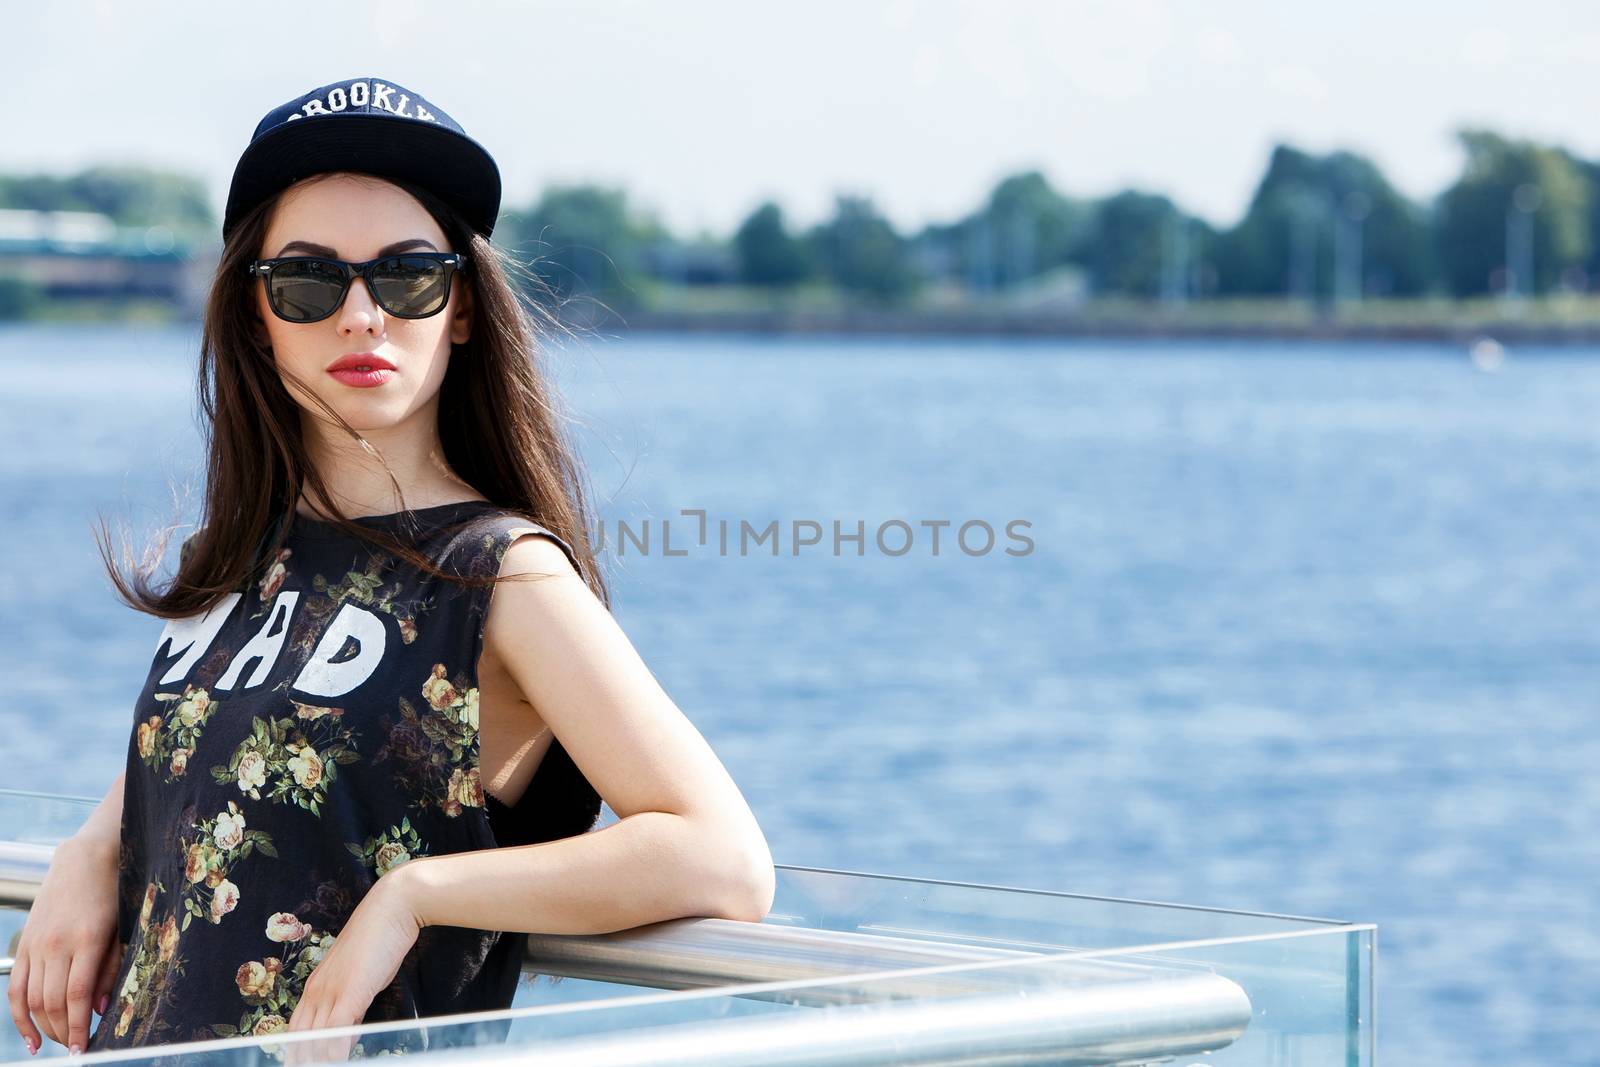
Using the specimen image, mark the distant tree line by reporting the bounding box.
[4,128,1596,313]
[498,128,1597,309]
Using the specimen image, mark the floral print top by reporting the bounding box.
[87,500,601,1057]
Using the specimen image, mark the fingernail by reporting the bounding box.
[98,993,109,1014]
[71,1044,82,1055]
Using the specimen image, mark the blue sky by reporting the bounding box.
[6,0,1597,237]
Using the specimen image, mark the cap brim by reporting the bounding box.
[224,113,501,241]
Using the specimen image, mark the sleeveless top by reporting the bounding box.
[87,500,602,1057]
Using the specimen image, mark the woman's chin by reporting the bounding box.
[309,394,415,433]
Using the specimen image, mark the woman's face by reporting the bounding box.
[254,172,473,434]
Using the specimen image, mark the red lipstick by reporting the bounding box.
[326,352,396,388]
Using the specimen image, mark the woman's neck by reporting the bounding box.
[296,408,486,520]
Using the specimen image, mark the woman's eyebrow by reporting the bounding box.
[273,238,440,258]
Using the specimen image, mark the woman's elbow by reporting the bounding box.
[713,839,775,923]
[738,852,776,922]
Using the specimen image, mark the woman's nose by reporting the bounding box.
[337,277,384,328]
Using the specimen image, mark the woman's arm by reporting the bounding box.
[389,805,770,931]
[389,535,775,932]
[69,771,126,851]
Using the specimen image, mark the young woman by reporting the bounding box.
[8,76,774,1062]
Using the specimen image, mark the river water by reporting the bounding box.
[2,324,1596,1064]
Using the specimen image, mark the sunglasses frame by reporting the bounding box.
[247,251,469,323]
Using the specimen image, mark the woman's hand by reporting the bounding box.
[282,872,423,1066]
[7,834,125,1056]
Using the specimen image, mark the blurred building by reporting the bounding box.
[642,239,738,286]
[0,208,214,317]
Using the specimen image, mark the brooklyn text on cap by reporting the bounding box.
[222,76,502,242]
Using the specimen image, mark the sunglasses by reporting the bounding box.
[247,252,468,323]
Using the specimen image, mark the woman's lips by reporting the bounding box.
[327,367,395,388]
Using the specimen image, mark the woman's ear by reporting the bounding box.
[450,278,474,346]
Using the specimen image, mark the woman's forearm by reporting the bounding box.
[384,810,773,934]
[68,771,126,853]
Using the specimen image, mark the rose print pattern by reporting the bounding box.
[210,705,361,817]
[207,911,337,1056]
[176,800,278,930]
[441,763,486,819]
[248,547,294,619]
[313,556,434,640]
[136,685,219,782]
[293,876,361,930]
[374,663,485,818]
[347,818,429,879]
[109,880,187,1045]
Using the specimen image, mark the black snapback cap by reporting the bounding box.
[222,76,501,242]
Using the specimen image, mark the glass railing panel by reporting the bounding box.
[768,862,1354,952]
[1,788,1372,1065]
[0,790,99,847]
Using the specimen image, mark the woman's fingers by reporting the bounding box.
[12,936,121,1053]
[28,951,57,1047]
[10,833,122,1054]
[64,947,99,1053]
[7,949,40,1055]
[43,950,72,1049]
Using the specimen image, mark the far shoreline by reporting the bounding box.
[6,304,1600,347]
[572,308,1600,346]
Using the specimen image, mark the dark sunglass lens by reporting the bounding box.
[370,256,449,316]
[269,260,346,322]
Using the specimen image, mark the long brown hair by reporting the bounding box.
[95,170,608,842]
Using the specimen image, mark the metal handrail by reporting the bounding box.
[1,839,1254,1065]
